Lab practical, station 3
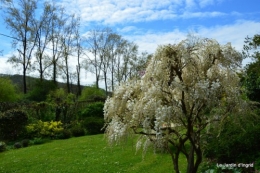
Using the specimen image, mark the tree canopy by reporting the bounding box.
[0,77,20,102]
[241,34,260,102]
[104,36,249,173]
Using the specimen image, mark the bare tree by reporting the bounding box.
[86,28,110,89]
[60,15,79,93]
[33,1,56,81]
[74,17,83,96]
[4,0,38,94]
[48,3,65,85]
[106,33,123,92]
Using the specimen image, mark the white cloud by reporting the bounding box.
[117,26,138,33]
[124,20,259,66]
[181,11,226,18]
[185,0,197,10]
[0,56,20,75]
[197,20,260,50]
[199,0,214,8]
[59,0,226,25]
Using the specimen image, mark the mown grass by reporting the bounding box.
[0,134,186,173]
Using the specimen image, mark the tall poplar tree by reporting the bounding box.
[4,0,37,94]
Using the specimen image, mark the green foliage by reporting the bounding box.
[242,63,260,102]
[47,88,76,105]
[0,109,28,141]
[26,120,64,139]
[47,88,76,122]
[0,141,7,152]
[26,80,57,102]
[81,117,104,135]
[242,34,260,102]
[29,102,56,121]
[79,102,104,119]
[78,102,105,135]
[70,125,85,137]
[31,137,51,145]
[243,34,260,60]
[204,113,260,164]
[21,139,30,147]
[56,129,72,139]
[79,85,106,101]
[13,142,22,149]
[0,77,20,102]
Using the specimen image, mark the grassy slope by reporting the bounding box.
[0,135,186,173]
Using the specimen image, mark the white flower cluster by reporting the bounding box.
[197,79,210,90]
[106,118,127,144]
[154,106,173,132]
[211,80,220,89]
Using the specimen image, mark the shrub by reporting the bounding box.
[21,139,30,147]
[0,109,28,141]
[14,142,22,149]
[81,117,105,135]
[79,102,104,119]
[26,120,64,139]
[71,126,85,137]
[204,115,260,164]
[0,77,21,102]
[79,85,106,102]
[26,80,57,102]
[47,88,76,122]
[57,129,72,139]
[32,138,50,145]
[0,141,6,152]
[29,102,55,122]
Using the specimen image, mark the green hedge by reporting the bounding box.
[81,117,104,135]
[0,109,28,141]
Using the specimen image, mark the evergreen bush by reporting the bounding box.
[0,141,6,152]
[21,139,30,147]
[0,109,28,141]
[57,129,72,139]
[14,142,22,149]
[81,117,104,135]
[70,126,85,137]
[79,102,104,119]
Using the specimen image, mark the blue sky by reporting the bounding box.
[0,0,259,85]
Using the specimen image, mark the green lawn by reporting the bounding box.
[0,135,186,173]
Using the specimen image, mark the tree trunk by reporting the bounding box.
[66,73,70,93]
[194,147,202,173]
[186,145,195,173]
[55,106,61,121]
[65,56,70,93]
[111,60,114,92]
[104,71,108,96]
[168,141,182,173]
[173,151,180,173]
[76,65,81,96]
[96,74,99,89]
[23,66,27,94]
[39,53,43,82]
[53,59,57,85]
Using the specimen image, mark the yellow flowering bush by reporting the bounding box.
[26,120,63,138]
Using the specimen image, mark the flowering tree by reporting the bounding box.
[104,36,248,173]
